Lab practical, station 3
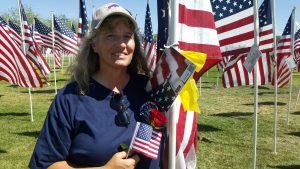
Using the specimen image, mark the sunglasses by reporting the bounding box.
[110,92,130,127]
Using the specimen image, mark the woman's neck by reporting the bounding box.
[92,68,130,93]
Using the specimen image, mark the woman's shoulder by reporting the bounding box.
[58,80,80,96]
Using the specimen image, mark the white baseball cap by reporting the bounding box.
[91,3,137,31]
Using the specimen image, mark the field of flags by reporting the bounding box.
[0,0,299,169]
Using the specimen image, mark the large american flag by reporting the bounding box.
[272,9,294,88]
[295,28,300,72]
[211,0,254,63]
[131,122,162,160]
[20,2,50,82]
[295,28,300,73]
[156,0,222,78]
[7,20,22,46]
[222,0,272,88]
[53,15,78,55]
[143,2,157,73]
[34,17,52,48]
[0,17,21,47]
[156,1,219,168]
[78,0,88,41]
[0,23,42,87]
[178,0,221,79]
[20,3,33,45]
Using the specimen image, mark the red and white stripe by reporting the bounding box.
[272,33,292,88]
[26,41,51,81]
[33,31,44,46]
[166,98,197,169]
[222,54,271,88]
[178,0,221,78]
[54,31,78,55]
[144,41,157,73]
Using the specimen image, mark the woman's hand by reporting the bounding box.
[103,151,140,169]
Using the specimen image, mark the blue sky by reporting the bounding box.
[0,0,299,35]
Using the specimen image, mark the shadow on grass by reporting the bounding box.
[250,91,275,95]
[6,84,19,88]
[0,94,3,98]
[268,165,300,169]
[16,131,40,138]
[200,136,213,143]
[200,81,210,84]
[0,149,7,154]
[292,111,300,115]
[20,89,60,94]
[251,86,271,90]
[0,112,29,117]
[211,112,253,118]
[49,79,69,83]
[287,132,300,137]
[200,86,213,89]
[243,102,286,106]
[197,124,222,132]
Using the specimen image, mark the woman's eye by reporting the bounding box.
[106,34,115,40]
[124,34,133,39]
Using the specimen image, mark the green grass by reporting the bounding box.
[0,57,299,169]
[198,69,300,169]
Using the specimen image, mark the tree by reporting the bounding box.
[1,6,40,25]
[0,6,76,30]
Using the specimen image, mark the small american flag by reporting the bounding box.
[143,2,157,73]
[54,15,78,55]
[78,0,89,40]
[130,122,162,160]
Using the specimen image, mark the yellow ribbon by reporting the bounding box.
[178,51,207,113]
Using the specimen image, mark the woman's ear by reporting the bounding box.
[91,42,96,50]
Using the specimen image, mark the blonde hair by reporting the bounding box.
[70,15,149,94]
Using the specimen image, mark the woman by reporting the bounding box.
[29,3,164,169]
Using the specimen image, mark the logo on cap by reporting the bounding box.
[107,4,119,9]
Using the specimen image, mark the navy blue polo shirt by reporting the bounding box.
[29,74,164,169]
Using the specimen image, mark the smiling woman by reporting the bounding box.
[28,3,166,169]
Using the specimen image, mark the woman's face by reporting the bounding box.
[92,17,135,70]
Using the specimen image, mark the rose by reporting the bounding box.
[149,109,167,128]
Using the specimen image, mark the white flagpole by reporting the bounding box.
[287,7,296,125]
[296,87,300,103]
[216,69,220,88]
[52,12,58,94]
[17,0,34,122]
[252,0,259,168]
[271,0,278,154]
[287,72,293,125]
[168,0,179,168]
[199,77,202,96]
